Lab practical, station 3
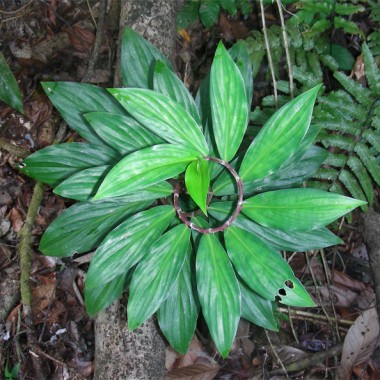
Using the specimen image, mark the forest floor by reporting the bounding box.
[0,1,379,379]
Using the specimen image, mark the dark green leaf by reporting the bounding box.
[210,42,248,161]
[41,82,126,145]
[153,61,201,124]
[243,188,366,231]
[128,224,191,330]
[185,158,210,215]
[94,144,199,199]
[196,232,240,358]
[85,205,175,290]
[199,1,220,27]
[225,226,315,307]
[208,201,343,251]
[19,143,119,187]
[330,44,355,71]
[85,272,128,317]
[40,198,150,257]
[121,27,172,88]
[362,43,380,96]
[220,0,237,15]
[239,85,321,182]
[158,249,199,354]
[109,88,209,155]
[177,0,200,29]
[85,112,163,155]
[334,17,364,37]
[0,52,23,114]
[240,280,278,331]
[54,165,111,201]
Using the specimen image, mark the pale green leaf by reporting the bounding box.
[121,27,172,88]
[109,88,208,155]
[210,42,248,161]
[41,82,126,145]
[239,85,321,182]
[85,205,175,290]
[40,198,151,257]
[153,61,201,124]
[158,249,199,354]
[185,158,210,215]
[94,144,199,199]
[243,188,366,231]
[84,112,163,155]
[196,233,240,358]
[19,143,119,187]
[128,224,191,330]
[225,226,315,307]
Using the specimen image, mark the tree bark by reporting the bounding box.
[94,1,179,379]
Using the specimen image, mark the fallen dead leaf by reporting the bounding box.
[166,363,220,380]
[339,308,380,380]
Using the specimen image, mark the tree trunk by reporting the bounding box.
[94,1,179,378]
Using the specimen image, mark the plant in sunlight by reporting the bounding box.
[18,28,366,358]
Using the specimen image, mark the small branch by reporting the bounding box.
[268,344,343,376]
[264,329,289,379]
[259,0,278,108]
[276,0,294,98]
[0,137,29,158]
[82,0,107,82]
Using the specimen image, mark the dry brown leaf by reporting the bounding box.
[166,363,220,380]
[319,284,358,308]
[339,308,380,380]
[333,271,366,292]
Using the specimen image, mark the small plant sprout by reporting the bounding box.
[18,28,366,357]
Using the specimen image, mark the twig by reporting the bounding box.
[0,0,33,14]
[0,137,29,158]
[82,0,107,82]
[275,0,294,98]
[264,329,289,379]
[259,0,278,108]
[268,344,343,376]
[17,181,45,379]
[276,307,354,327]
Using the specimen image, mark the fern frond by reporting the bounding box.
[338,169,367,206]
[362,43,380,95]
[354,143,380,186]
[347,156,374,204]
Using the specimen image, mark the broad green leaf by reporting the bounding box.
[196,233,240,358]
[94,144,199,199]
[158,249,199,354]
[199,0,220,27]
[121,27,172,88]
[208,201,343,251]
[109,88,208,155]
[240,280,278,331]
[19,143,119,187]
[210,42,248,161]
[85,272,128,317]
[220,0,237,15]
[330,44,355,71]
[54,165,111,201]
[0,52,23,114]
[41,82,126,145]
[185,158,210,215]
[225,226,315,307]
[86,205,175,290]
[243,188,366,231]
[228,41,253,107]
[153,61,201,124]
[128,224,191,330]
[177,0,199,29]
[239,85,321,182]
[84,112,163,155]
[40,198,150,257]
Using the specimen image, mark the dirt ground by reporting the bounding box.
[0,1,380,379]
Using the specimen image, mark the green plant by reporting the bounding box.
[177,0,252,29]
[18,28,365,357]
[4,363,20,380]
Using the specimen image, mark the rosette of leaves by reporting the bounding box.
[18,28,365,358]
